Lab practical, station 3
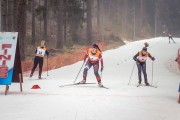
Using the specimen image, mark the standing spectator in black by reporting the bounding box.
[168,33,175,43]
[30,40,49,79]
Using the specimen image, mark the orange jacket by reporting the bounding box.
[84,48,104,66]
[133,51,153,63]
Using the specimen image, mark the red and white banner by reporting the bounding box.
[0,32,18,85]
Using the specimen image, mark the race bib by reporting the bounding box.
[36,48,46,57]
[137,56,147,62]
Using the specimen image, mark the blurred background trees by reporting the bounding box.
[1,0,180,59]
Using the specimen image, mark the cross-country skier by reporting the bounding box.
[79,44,104,87]
[163,31,166,37]
[30,40,49,79]
[168,33,175,43]
[144,42,149,48]
[133,47,155,86]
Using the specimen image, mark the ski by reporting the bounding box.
[148,85,157,88]
[100,86,109,89]
[38,78,47,80]
[59,83,96,87]
[28,77,47,80]
[137,84,157,88]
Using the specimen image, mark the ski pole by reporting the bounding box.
[73,61,85,83]
[151,61,154,85]
[100,66,104,79]
[47,55,49,76]
[128,62,136,85]
[101,70,103,80]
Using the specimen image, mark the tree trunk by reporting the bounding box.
[139,0,144,34]
[122,0,125,36]
[43,0,48,40]
[63,0,67,45]
[109,0,113,25]
[123,0,128,37]
[13,0,19,31]
[86,0,92,44]
[140,0,143,25]
[39,0,42,39]
[32,0,35,44]
[16,0,26,60]
[133,0,136,40]
[1,0,8,31]
[97,0,100,32]
[7,0,14,31]
[56,0,63,49]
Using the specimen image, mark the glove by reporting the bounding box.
[152,57,155,61]
[101,66,104,72]
[133,58,137,61]
[46,51,49,56]
[175,58,177,62]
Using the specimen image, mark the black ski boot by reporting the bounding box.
[145,82,149,86]
[30,73,33,78]
[38,76,42,79]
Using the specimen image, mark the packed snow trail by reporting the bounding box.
[0,37,180,120]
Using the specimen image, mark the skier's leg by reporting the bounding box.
[169,38,170,43]
[30,57,39,77]
[136,62,142,84]
[142,63,149,85]
[39,57,44,79]
[93,62,103,87]
[171,38,175,43]
[93,62,101,82]
[82,61,92,81]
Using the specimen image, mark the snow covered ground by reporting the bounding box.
[0,37,180,120]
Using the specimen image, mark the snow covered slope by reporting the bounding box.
[0,37,180,120]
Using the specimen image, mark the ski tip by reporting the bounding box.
[100,86,109,89]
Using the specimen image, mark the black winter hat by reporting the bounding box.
[92,44,98,48]
[92,43,102,52]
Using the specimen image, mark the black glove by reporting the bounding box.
[152,57,155,61]
[46,51,49,56]
[133,58,137,61]
[175,58,178,62]
[101,66,104,72]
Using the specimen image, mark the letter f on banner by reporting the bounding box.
[0,44,12,66]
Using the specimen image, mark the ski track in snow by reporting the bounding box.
[0,37,180,120]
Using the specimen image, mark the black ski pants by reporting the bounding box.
[31,56,44,77]
[136,61,148,84]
